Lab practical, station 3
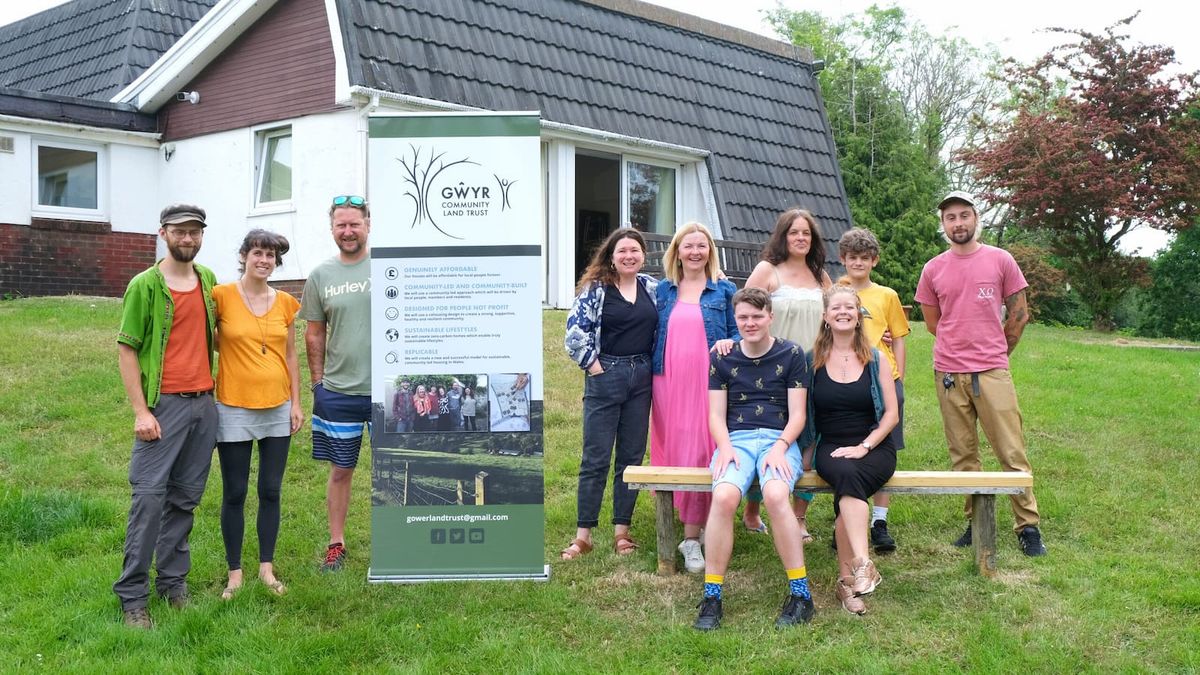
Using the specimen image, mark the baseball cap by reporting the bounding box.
[937,191,977,211]
[160,204,207,227]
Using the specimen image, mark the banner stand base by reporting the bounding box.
[367,565,551,584]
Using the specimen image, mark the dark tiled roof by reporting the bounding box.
[0,0,217,101]
[338,0,853,244]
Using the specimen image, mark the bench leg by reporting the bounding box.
[971,494,998,577]
[654,490,677,576]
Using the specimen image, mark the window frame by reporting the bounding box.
[252,125,293,210]
[620,154,681,235]
[31,137,107,221]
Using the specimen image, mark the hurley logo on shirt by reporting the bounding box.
[323,280,371,298]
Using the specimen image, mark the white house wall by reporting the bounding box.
[109,143,163,234]
[0,125,158,231]
[156,109,362,283]
[0,131,31,225]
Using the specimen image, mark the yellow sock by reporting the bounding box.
[704,574,724,599]
[786,567,811,598]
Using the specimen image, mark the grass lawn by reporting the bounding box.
[1,297,1197,672]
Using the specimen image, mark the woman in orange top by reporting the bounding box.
[213,229,302,599]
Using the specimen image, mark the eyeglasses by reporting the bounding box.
[166,227,204,239]
[332,195,367,207]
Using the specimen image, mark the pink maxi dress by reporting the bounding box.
[650,302,712,526]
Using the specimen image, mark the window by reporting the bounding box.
[624,158,677,234]
[35,142,100,211]
[255,127,292,205]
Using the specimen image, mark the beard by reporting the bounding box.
[166,241,198,263]
[947,228,975,245]
[337,236,363,255]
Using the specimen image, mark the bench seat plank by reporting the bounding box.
[623,467,1031,493]
[623,466,1033,578]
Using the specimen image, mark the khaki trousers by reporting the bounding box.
[935,369,1039,531]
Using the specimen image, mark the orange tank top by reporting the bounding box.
[160,282,214,394]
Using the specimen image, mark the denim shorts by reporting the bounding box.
[710,428,803,496]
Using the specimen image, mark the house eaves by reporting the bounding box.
[112,0,280,111]
[0,86,158,134]
[350,85,710,162]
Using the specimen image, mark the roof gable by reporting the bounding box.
[0,0,217,101]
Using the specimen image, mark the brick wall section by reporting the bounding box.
[0,221,156,297]
[269,279,306,298]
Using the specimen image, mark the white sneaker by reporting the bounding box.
[678,538,705,574]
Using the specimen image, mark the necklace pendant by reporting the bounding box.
[262,344,267,355]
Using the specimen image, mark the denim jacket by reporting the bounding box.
[564,273,658,370]
[801,347,884,449]
[116,261,218,409]
[652,277,739,375]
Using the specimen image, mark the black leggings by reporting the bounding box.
[217,436,290,570]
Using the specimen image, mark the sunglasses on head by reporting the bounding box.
[332,195,367,207]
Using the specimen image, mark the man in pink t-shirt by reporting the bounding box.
[915,191,1046,557]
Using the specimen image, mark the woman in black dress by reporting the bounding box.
[809,285,899,615]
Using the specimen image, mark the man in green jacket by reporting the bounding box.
[113,204,218,629]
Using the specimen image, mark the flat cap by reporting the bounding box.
[160,204,207,227]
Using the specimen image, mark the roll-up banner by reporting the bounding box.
[367,112,548,582]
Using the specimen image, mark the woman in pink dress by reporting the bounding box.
[651,222,738,574]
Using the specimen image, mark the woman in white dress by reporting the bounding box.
[741,208,832,541]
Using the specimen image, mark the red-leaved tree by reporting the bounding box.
[961,16,1200,330]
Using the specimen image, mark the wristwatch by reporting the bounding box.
[861,439,873,451]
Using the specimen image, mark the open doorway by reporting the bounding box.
[574,152,620,285]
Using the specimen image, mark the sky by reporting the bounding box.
[3,0,1193,252]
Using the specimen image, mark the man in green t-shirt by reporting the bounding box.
[299,195,372,572]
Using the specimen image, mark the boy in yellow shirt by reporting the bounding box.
[838,228,910,552]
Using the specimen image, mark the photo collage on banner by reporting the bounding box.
[367,113,547,581]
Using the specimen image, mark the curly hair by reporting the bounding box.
[837,227,880,258]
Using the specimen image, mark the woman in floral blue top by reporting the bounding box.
[561,228,658,560]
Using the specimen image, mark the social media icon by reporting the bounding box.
[469,528,485,544]
[430,529,446,544]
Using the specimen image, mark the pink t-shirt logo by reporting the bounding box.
[977,286,995,300]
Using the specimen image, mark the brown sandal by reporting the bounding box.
[797,516,815,544]
[613,533,639,555]
[560,538,593,560]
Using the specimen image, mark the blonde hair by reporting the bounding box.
[811,284,873,371]
[663,222,721,283]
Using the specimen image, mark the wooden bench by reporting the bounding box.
[623,467,1033,577]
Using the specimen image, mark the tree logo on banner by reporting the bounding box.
[396,144,478,239]
[395,144,521,239]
